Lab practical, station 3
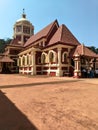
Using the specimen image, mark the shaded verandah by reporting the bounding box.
[0,55,14,73]
[70,44,98,78]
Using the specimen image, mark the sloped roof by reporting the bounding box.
[9,38,23,47]
[70,44,97,57]
[3,50,9,55]
[0,56,14,62]
[48,24,80,46]
[24,20,59,47]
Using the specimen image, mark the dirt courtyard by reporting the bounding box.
[0,74,98,130]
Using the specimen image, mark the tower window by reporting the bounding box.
[16,36,21,41]
[16,25,22,32]
[23,26,30,34]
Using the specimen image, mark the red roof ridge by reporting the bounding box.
[48,23,80,47]
[60,24,65,42]
[24,20,58,47]
[46,19,59,39]
[61,24,80,45]
[70,44,97,57]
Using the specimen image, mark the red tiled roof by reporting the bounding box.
[70,44,97,57]
[48,24,80,46]
[2,50,9,55]
[9,38,23,47]
[24,20,58,47]
[10,38,18,45]
[0,56,14,62]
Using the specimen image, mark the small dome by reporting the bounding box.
[16,9,31,24]
[16,17,30,23]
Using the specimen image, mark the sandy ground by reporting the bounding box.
[0,74,98,130]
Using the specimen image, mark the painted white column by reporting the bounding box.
[31,51,36,75]
[28,54,30,65]
[30,28,32,35]
[21,25,24,44]
[74,54,81,78]
[18,56,20,73]
[20,57,22,66]
[20,56,23,73]
[57,48,62,76]
[58,48,61,64]
[27,54,29,66]
[48,63,50,75]
[25,55,27,66]
[30,54,32,66]
[19,57,21,73]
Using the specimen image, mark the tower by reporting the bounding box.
[13,9,34,45]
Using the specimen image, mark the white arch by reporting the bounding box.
[62,52,68,62]
[48,50,57,63]
[41,52,47,64]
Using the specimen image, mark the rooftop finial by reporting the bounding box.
[22,8,26,18]
[23,8,25,14]
[82,43,85,55]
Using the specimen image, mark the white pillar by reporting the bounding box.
[57,48,62,76]
[74,54,81,78]
[58,48,61,64]
[31,51,36,75]
[21,25,24,44]
[20,57,22,66]
[25,55,27,66]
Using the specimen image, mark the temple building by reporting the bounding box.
[0,11,98,77]
[0,10,34,73]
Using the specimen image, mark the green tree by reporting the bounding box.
[5,38,12,44]
[0,38,11,53]
[89,46,98,54]
[95,48,98,54]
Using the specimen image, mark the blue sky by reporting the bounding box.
[0,0,98,47]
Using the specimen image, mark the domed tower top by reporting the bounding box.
[16,9,29,23]
[13,9,34,45]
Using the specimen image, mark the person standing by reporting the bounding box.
[90,68,94,78]
[82,68,87,78]
[87,69,90,78]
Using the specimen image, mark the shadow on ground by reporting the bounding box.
[0,80,80,89]
[0,90,38,130]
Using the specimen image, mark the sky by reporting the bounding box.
[0,0,98,47]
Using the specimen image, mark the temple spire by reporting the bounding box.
[23,8,25,14]
[22,8,26,18]
[82,43,85,55]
